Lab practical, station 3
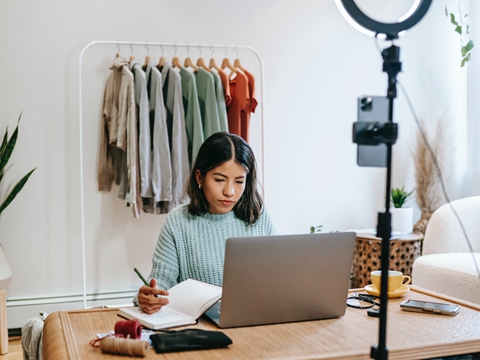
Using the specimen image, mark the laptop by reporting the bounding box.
[204,232,356,328]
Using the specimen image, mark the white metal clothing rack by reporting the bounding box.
[78,40,266,308]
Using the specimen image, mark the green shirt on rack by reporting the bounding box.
[195,68,221,139]
[179,67,204,167]
[211,69,229,133]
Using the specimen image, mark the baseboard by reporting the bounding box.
[6,290,137,329]
[8,328,21,337]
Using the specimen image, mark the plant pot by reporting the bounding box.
[390,207,413,234]
[0,245,12,290]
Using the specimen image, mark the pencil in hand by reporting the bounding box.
[134,267,159,298]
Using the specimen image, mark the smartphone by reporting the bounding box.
[400,299,460,316]
[356,95,389,167]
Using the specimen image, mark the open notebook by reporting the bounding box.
[118,279,221,329]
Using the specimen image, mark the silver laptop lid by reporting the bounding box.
[217,232,356,328]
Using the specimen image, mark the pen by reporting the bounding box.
[134,268,162,298]
[134,267,150,287]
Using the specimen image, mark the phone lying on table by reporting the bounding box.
[400,299,460,316]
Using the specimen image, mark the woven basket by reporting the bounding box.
[351,234,423,289]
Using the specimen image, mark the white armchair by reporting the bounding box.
[412,196,480,304]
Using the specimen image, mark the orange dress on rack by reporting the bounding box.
[227,71,249,141]
[241,69,257,143]
[216,68,232,107]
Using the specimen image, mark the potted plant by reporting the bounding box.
[0,114,36,289]
[309,225,323,234]
[390,187,414,234]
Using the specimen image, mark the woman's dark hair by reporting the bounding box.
[187,132,263,224]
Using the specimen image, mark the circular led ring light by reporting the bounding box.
[336,0,432,39]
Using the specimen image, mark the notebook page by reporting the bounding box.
[165,279,222,319]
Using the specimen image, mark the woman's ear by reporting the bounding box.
[195,169,203,187]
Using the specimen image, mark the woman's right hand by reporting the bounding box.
[137,278,169,314]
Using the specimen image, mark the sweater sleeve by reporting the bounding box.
[148,217,180,290]
[169,70,190,208]
[260,207,278,236]
[97,79,114,191]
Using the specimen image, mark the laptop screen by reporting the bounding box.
[205,232,356,328]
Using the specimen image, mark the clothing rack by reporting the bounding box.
[78,40,266,308]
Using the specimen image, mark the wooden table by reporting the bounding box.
[43,286,480,360]
[352,232,424,288]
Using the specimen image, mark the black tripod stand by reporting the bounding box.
[353,43,401,360]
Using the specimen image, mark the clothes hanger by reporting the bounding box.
[233,46,247,72]
[184,57,198,71]
[221,58,237,78]
[115,43,121,58]
[184,46,198,71]
[222,58,237,80]
[196,47,210,72]
[144,44,151,67]
[197,58,209,71]
[172,56,182,68]
[221,46,236,78]
[171,44,182,68]
[129,44,135,62]
[209,46,221,71]
[209,58,221,71]
[158,46,166,68]
[233,58,247,72]
[158,56,166,68]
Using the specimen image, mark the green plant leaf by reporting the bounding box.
[461,57,467,67]
[0,113,22,174]
[0,129,8,159]
[0,168,36,215]
[390,187,413,208]
[462,46,467,56]
[0,125,19,175]
[450,13,458,26]
[467,25,470,34]
[466,40,474,51]
[455,25,462,35]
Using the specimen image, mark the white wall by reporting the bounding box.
[0,0,476,327]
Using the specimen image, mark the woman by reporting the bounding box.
[137,132,276,314]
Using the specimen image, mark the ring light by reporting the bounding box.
[335,0,432,39]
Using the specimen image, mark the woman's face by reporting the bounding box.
[196,159,247,214]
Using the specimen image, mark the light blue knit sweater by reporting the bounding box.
[147,205,276,290]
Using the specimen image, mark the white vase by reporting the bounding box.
[390,207,413,234]
[0,245,12,290]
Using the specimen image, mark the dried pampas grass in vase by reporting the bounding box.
[412,115,449,235]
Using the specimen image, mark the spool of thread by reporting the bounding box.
[99,337,149,357]
[115,319,142,339]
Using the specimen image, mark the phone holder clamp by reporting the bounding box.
[352,122,398,146]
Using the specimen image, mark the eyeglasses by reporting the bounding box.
[346,292,380,309]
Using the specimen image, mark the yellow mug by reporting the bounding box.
[371,270,411,293]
